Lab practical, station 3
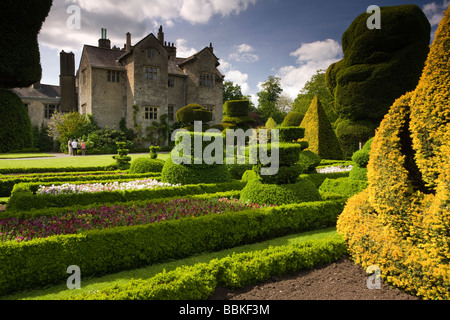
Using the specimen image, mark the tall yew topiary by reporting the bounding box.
[337,5,450,300]
[326,4,430,157]
[0,0,53,152]
[300,96,343,160]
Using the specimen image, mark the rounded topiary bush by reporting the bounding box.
[176,104,212,130]
[161,155,231,185]
[129,157,165,174]
[297,150,322,173]
[240,178,322,206]
[281,112,304,127]
[0,89,33,153]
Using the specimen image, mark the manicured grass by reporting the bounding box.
[0,153,56,159]
[1,227,337,300]
[0,153,169,169]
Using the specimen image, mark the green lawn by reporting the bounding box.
[2,227,337,300]
[0,153,170,169]
[0,153,56,159]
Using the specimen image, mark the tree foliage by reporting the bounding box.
[257,76,285,123]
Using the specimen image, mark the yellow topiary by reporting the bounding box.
[337,5,450,300]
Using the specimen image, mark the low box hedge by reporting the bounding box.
[0,199,346,295]
[68,235,346,300]
[6,181,246,212]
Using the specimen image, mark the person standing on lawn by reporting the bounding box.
[81,140,86,156]
[68,139,73,156]
[72,139,78,156]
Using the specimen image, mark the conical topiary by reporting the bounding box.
[300,96,344,160]
[337,5,450,300]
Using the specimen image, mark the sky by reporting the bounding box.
[38,0,449,107]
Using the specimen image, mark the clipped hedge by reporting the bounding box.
[223,100,250,117]
[128,158,165,174]
[176,104,212,126]
[240,178,322,205]
[319,177,367,197]
[68,235,346,300]
[278,127,306,143]
[0,199,346,295]
[6,180,245,212]
[281,112,304,127]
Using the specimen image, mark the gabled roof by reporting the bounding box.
[82,45,125,70]
[11,84,61,100]
[177,47,220,68]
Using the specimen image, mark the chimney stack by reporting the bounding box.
[60,51,78,113]
[158,25,164,44]
[98,28,111,49]
[126,32,131,51]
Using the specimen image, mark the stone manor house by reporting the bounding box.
[13,26,225,142]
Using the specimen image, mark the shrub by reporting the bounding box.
[0,0,53,88]
[300,96,344,160]
[326,5,430,158]
[281,112,304,127]
[0,89,33,153]
[223,100,250,117]
[338,7,450,300]
[297,150,322,173]
[129,158,165,174]
[112,142,131,170]
[68,235,346,300]
[176,104,212,127]
[278,127,305,143]
[240,178,322,205]
[319,177,367,197]
[161,156,231,186]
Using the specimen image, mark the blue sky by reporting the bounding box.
[39,0,448,106]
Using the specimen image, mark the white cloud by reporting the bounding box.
[229,43,259,63]
[276,39,342,100]
[219,58,251,95]
[39,0,257,52]
[175,39,198,57]
[423,1,449,26]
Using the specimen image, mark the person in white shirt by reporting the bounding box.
[72,139,78,156]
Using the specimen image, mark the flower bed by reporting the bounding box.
[316,165,353,174]
[0,198,272,243]
[37,179,177,195]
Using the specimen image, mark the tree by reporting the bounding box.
[223,81,245,103]
[47,112,95,152]
[257,76,285,123]
[292,70,337,125]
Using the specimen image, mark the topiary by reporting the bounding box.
[240,178,321,206]
[300,96,344,160]
[161,155,231,185]
[0,0,53,88]
[348,138,373,181]
[326,5,430,158]
[278,127,305,143]
[0,89,33,152]
[129,157,165,174]
[222,100,255,130]
[112,142,132,170]
[326,5,430,122]
[176,104,212,131]
[281,112,304,127]
[337,5,450,300]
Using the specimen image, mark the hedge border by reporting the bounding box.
[0,199,346,296]
[67,235,346,300]
[6,180,246,212]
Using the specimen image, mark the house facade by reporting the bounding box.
[78,26,224,139]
